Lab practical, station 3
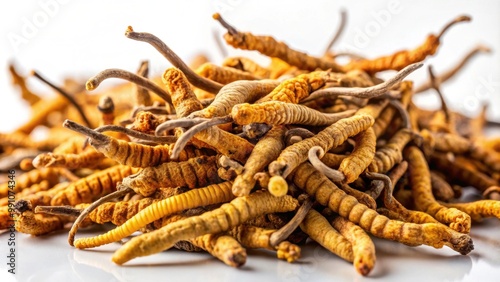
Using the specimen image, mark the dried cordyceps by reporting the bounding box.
[2,9,499,279]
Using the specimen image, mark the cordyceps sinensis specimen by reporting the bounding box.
[187,79,280,119]
[343,15,471,74]
[290,162,473,255]
[269,100,388,179]
[120,155,219,197]
[50,165,139,206]
[301,63,422,103]
[112,192,298,264]
[231,101,355,126]
[299,209,355,266]
[73,181,234,248]
[338,127,377,184]
[405,146,471,233]
[213,13,345,73]
[63,120,203,168]
[14,200,70,236]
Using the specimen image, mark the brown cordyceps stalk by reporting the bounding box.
[86,68,173,108]
[132,60,153,107]
[124,26,223,93]
[344,15,471,73]
[213,13,345,73]
[156,70,256,163]
[112,192,298,264]
[372,81,413,137]
[301,63,422,103]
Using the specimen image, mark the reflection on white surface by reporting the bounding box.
[0,219,499,282]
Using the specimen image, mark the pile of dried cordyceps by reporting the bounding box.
[1,12,499,276]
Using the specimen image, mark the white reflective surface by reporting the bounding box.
[0,218,499,282]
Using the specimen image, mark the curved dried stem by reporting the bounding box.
[365,171,394,206]
[437,15,471,39]
[308,146,345,182]
[31,70,91,127]
[269,196,313,247]
[125,26,223,93]
[35,205,82,217]
[415,45,491,93]
[428,65,452,124]
[302,62,423,102]
[94,125,177,144]
[63,119,110,145]
[213,13,238,35]
[323,9,347,55]
[68,185,133,246]
[86,68,173,106]
[171,116,233,159]
[285,128,315,145]
[155,118,211,136]
[389,99,411,130]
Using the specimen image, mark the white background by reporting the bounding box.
[0,1,499,282]
[0,0,499,132]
